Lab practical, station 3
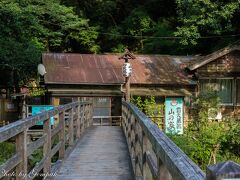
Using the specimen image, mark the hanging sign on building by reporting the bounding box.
[165,97,184,134]
[32,105,54,125]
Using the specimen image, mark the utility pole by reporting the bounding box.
[119,49,136,102]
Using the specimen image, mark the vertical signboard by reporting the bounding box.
[32,105,54,125]
[165,97,184,134]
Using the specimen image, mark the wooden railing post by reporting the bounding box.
[69,108,74,146]
[133,118,141,177]
[142,132,151,180]
[76,105,81,138]
[59,111,65,159]
[158,158,171,180]
[43,117,51,174]
[87,104,91,127]
[207,161,240,180]
[126,110,131,153]
[84,104,87,129]
[130,114,135,164]
[124,107,127,133]
[86,104,89,126]
[82,105,85,132]
[134,121,142,178]
[90,104,93,126]
[16,131,27,180]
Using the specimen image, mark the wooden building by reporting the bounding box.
[0,69,19,125]
[187,44,240,117]
[2,44,240,126]
[42,53,196,119]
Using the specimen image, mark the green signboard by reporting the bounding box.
[32,105,54,125]
[165,97,184,134]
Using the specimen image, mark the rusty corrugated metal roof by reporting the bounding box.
[42,53,196,85]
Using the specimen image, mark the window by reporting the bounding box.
[200,78,233,104]
[60,97,73,104]
[93,97,111,116]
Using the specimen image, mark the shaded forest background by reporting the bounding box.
[0,0,240,85]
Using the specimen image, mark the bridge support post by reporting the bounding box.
[16,131,27,180]
[43,117,52,174]
[59,112,65,159]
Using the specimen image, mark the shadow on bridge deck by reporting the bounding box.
[56,126,134,180]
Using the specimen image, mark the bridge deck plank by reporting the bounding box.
[56,126,134,180]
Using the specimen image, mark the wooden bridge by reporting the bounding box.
[0,101,239,180]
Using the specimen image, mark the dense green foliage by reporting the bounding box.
[175,0,240,46]
[0,142,15,165]
[131,94,240,170]
[131,96,164,129]
[0,0,98,87]
[62,0,240,54]
[169,92,240,170]
[1,0,240,86]
[0,1,41,87]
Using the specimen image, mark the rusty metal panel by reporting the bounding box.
[42,53,195,85]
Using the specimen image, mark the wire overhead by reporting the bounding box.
[39,19,240,39]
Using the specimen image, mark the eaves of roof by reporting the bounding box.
[188,44,240,71]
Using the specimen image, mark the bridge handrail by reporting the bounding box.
[93,116,122,126]
[122,101,205,180]
[0,101,93,179]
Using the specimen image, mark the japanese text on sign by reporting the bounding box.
[165,97,184,134]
